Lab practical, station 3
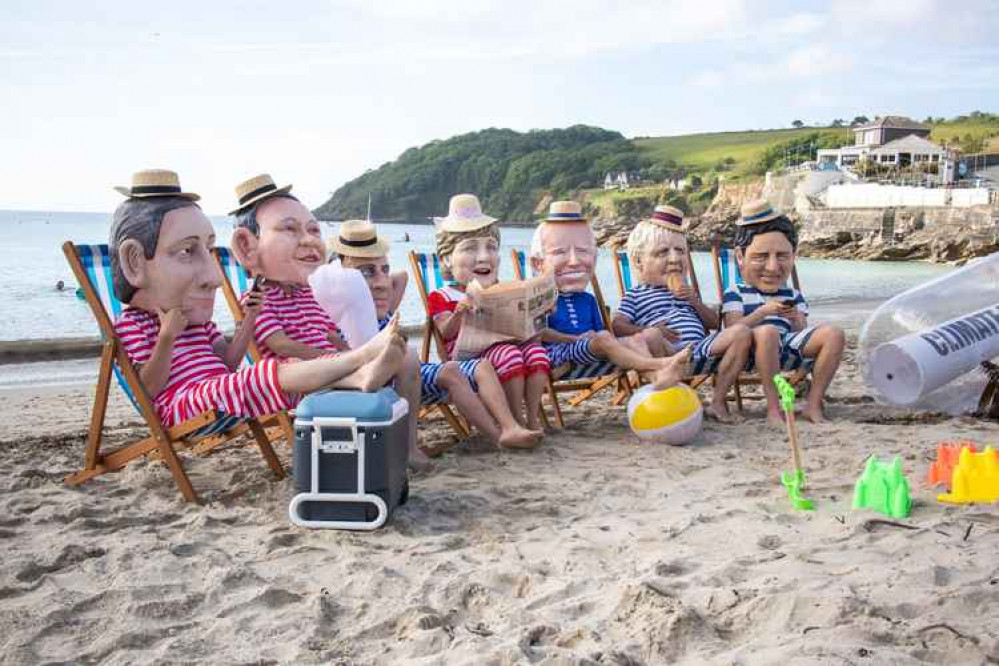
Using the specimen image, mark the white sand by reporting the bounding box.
[1,343,998,665]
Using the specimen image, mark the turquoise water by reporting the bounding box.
[0,209,952,341]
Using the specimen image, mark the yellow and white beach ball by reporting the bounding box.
[627,383,703,445]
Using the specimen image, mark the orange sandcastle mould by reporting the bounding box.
[938,446,999,505]
[927,441,979,487]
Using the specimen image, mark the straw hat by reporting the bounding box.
[229,174,292,215]
[544,200,586,223]
[434,194,497,233]
[328,219,390,258]
[738,198,781,226]
[646,204,685,232]
[114,169,200,200]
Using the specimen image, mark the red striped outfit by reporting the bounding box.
[114,307,289,427]
[250,284,342,361]
[427,285,550,382]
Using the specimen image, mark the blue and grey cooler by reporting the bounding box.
[290,388,409,530]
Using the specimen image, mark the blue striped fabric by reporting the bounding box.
[414,252,447,291]
[617,284,708,348]
[213,246,255,367]
[616,251,633,291]
[513,249,528,278]
[563,360,617,381]
[73,243,247,441]
[716,246,743,293]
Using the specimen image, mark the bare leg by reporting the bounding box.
[503,374,527,427]
[276,325,400,393]
[704,325,752,423]
[753,325,784,427]
[472,361,542,448]
[800,325,845,423]
[589,331,682,373]
[524,372,547,431]
[396,350,427,466]
[648,346,692,390]
[620,332,652,356]
[437,362,498,441]
[638,327,672,357]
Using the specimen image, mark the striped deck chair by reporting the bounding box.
[213,247,296,445]
[510,249,631,408]
[711,244,809,410]
[610,248,712,391]
[62,242,285,503]
[408,250,563,428]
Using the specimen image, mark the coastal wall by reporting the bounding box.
[824,184,991,208]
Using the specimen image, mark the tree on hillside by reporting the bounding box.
[831,119,845,127]
[851,115,869,126]
[792,120,805,128]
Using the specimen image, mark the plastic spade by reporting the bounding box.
[774,375,814,511]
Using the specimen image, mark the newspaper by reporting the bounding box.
[453,272,558,360]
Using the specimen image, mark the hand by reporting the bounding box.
[673,285,700,303]
[455,293,476,315]
[158,308,188,340]
[654,322,681,342]
[579,330,597,340]
[243,286,264,320]
[758,300,792,317]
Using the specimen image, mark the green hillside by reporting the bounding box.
[633,127,851,178]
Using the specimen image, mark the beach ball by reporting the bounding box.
[626,384,703,445]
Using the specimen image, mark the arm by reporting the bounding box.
[213,287,264,370]
[675,286,719,329]
[723,299,789,328]
[262,332,332,360]
[612,314,647,337]
[137,309,185,398]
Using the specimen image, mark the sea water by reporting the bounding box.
[0,209,952,342]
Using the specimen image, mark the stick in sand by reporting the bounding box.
[774,375,814,511]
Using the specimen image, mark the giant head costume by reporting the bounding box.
[734,199,797,294]
[328,219,394,319]
[625,204,689,292]
[109,169,221,324]
[229,174,325,285]
[529,200,595,293]
[433,193,501,288]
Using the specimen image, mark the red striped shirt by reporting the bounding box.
[250,284,341,360]
[427,286,467,358]
[114,307,228,412]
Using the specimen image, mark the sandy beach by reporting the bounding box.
[1,319,998,666]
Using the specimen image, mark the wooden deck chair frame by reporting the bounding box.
[408,250,563,429]
[62,242,285,504]
[710,243,809,411]
[510,249,631,408]
[609,247,713,391]
[213,247,297,446]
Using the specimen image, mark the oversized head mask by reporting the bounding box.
[531,221,596,293]
[231,195,325,285]
[111,197,221,324]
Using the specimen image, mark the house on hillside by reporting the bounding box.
[853,116,931,147]
[616,172,630,190]
[603,173,615,190]
[815,115,955,183]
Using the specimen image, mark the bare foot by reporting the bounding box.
[766,410,786,429]
[498,425,543,449]
[356,313,399,363]
[649,347,692,390]
[408,443,434,470]
[706,402,743,424]
[802,404,826,424]
[350,340,405,392]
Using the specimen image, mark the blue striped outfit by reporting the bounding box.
[617,284,722,375]
[378,313,479,404]
[544,292,604,369]
[721,283,817,372]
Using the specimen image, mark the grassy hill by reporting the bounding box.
[633,126,851,178]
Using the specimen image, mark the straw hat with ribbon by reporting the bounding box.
[544,200,587,223]
[738,198,782,226]
[328,219,390,259]
[434,193,497,233]
[229,174,293,215]
[114,169,200,200]
[646,204,685,233]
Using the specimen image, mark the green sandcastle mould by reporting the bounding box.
[852,456,912,519]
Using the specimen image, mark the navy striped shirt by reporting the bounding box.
[722,283,808,335]
[617,284,707,346]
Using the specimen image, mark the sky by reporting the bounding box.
[2,0,998,213]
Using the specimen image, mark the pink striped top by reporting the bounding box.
[250,284,341,360]
[114,307,228,412]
